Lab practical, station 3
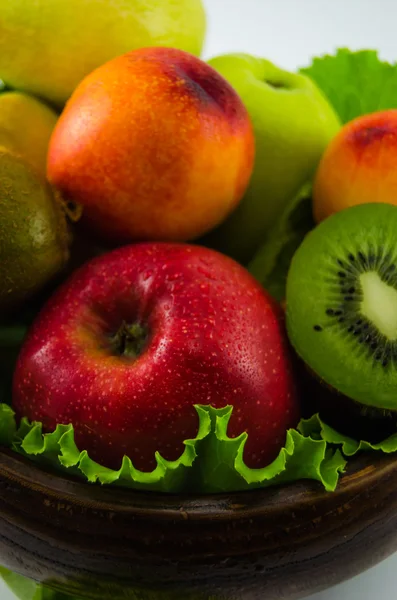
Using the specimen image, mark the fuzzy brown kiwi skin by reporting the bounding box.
[300,361,397,442]
[0,147,72,318]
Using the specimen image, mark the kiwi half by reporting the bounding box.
[286,202,397,418]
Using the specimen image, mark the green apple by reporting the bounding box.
[0,0,206,108]
[201,53,341,264]
[0,91,58,179]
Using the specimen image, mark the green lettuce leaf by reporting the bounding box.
[299,413,397,456]
[0,403,346,494]
[0,566,39,600]
[0,565,83,600]
[0,404,16,446]
[248,183,314,302]
[301,48,397,124]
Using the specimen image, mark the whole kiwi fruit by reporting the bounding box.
[286,202,397,437]
[0,146,70,315]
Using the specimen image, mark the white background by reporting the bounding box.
[1,0,397,598]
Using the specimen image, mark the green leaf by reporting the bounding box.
[0,566,39,600]
[300,48,397,124]
[199,407,346,493]
[0,403,346,494]
[0,404,16,446]
[304,414,397,456]
[248,183,314,302]
[10,407,211,493]
[0,565,85,600]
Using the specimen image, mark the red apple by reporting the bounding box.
[12,243,299,471]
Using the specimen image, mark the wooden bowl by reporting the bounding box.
[1,448,397,599]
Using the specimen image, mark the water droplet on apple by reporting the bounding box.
[142,270,153,281]
[168,272,182,281]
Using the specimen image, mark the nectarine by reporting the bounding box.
[47,47,255,245]
[313,109,397,222]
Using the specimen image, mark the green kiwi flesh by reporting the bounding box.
[286,202,397,413]
[0,146,70,314]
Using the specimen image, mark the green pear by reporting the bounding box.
[0,91,58,179]
[0,0,206,108]
[201,54,341,263]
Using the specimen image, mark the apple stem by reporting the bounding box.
[110,321,148,359]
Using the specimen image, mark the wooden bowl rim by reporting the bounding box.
[0,445,396,520]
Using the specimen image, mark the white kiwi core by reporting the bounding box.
[360,271,397,339]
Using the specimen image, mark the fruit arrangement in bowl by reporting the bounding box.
[3,0,397,598]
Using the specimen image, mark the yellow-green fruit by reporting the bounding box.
[0,0,207,108]
[0,147,70,313]
[0,91,58,178]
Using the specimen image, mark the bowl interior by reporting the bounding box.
[1,447,397,599]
